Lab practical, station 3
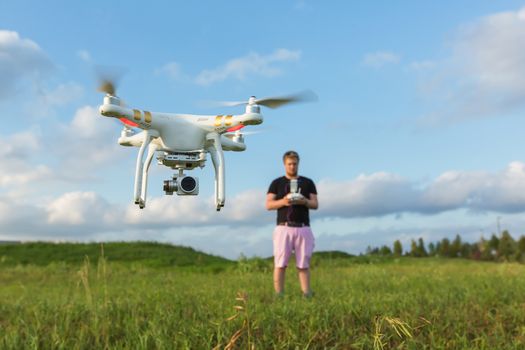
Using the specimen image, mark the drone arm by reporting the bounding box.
[140,143,159,205]
[206,132,225,210]
[220,134,246,152]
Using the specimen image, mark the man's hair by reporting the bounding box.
[283,150,300,162]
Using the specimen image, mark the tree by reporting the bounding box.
[478,236,494,261]
[439,238,451,257]
[518,236,525,254]
[450,234,462,258]
[460,242,472,258]
[428,242,436,256]
[393,240,403,257]
[435,241,441,256]
[410,239,419,257]
[366,246,380,255]
[417,238,428,257]
[498,230,516,261]
[380,245,392,256]
[488,234,499,257]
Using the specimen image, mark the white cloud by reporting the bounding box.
[319,172,418,217]
[362,51,401,68]
[0,130,41,158]
[0,106,125,193]
[54,105,123,173]
[125,196,215,226]
[0,30,54,99]
[125,188,270,227]
[0,191,123,238]
[68,105,114,139]
[321,161,525,218]
[455,8,525,91]
[0,195,47,233]
[0,31,82,119]
[421,170,491,210]
[0,130,54,188]
[47,191,117,225]
[419,6,525,123]
[195,49,301,86]
[0,163,52,187]
[467,161,525,212]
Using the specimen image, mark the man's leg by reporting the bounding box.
[273,226,291,295]
[297,268,311,295]
[295,227,315,297]
[274,267,286,294]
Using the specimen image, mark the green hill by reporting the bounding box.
[0,241,398,270]
[0,241,233,268]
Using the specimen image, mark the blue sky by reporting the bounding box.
[2,1,525,258]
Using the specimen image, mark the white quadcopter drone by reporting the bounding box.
[97,77,315,211]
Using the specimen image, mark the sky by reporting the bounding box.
[2,1,525,259]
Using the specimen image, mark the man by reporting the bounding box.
[266,150,318,297]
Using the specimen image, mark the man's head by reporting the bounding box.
[283,150,300,178]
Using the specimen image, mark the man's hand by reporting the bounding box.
[266,193,298,209]
[281,197,293,207]
[288,193,306,206]
[290,193,319,209]
[267,192,318,210]
[293,196,308,207]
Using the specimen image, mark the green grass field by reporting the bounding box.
[1,242,525,349]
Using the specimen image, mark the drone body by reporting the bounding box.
[98,84,314,211]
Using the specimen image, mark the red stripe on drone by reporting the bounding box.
[226,125,244,132]
[120,118,139,127]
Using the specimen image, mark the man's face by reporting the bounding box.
[284,157,299,177]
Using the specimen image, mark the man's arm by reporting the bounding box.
[295,193,318,210]
[266,193,292,210]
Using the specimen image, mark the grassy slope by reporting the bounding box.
[0,241,233,268]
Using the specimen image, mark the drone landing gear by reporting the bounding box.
[207,132,225,211]
[133,130,159,209]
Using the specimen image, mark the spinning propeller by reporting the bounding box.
[98,78,117,96]
[215,90,317,132]
[219,89,318,109]
[96,65,124,96]
[95,66,138,127]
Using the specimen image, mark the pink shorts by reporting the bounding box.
[273,225,315,269]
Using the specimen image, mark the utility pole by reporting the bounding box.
[497,216,501,236]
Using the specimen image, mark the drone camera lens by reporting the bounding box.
[180,176,197,192]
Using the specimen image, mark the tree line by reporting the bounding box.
[365,230,525,262]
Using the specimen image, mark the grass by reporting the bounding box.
[1,243,525,348]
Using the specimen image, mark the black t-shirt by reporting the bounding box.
[267,176,317,225]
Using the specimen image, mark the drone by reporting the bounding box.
[97,77,315,211]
